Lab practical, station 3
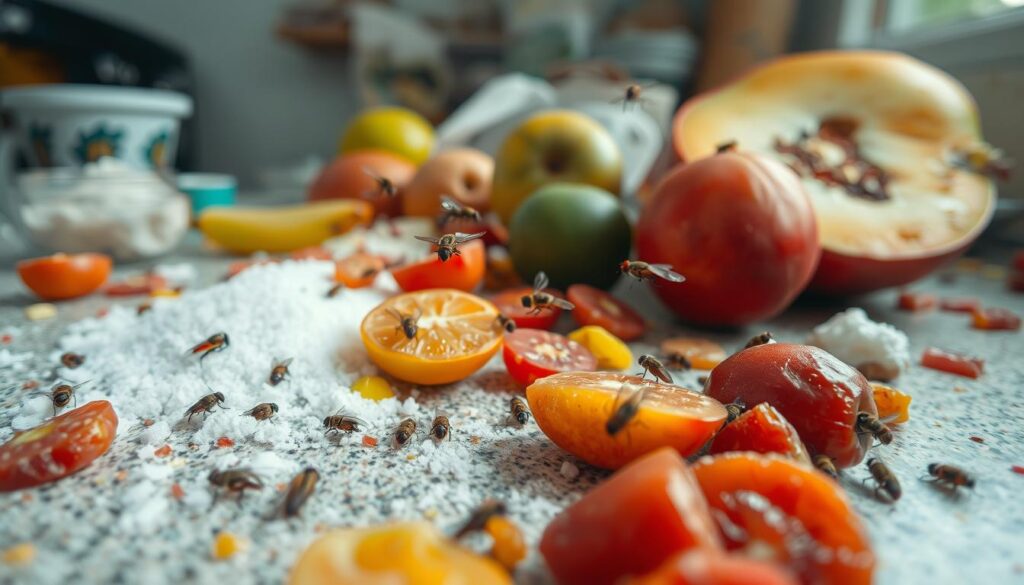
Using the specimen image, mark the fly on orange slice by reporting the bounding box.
[360,289,503,385]
[526,371,727,470]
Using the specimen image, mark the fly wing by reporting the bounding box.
[453,231,486,244]
[648,263,685,282]
[414,235,441,245]
[533,271,549,291]
[280,357,294,367]
[654,368,674,384]
[552,298,576,311]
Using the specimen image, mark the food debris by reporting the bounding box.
[24,303,57,321]
[115,470,129,482]
[921,348,984,379]
[1,334,12,344]
[469,435,481,445]
[216,436,235,448]
[2,543,36,566]
[971,307,1021,331]
[361,435,378,447]
[154,444,173,458]
[212,532,246,560]
[142,418,155,427]
[940,297,980,313]
[170,483,185,500]
[807,308,910,381]
[969,436,985,444]
[21,380,39,390]
[95,307,109,318]
[560,460,580,481]
[1012,466,1024,476]
[897,291,937,311]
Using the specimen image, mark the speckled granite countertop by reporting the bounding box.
[1,232,1023,585]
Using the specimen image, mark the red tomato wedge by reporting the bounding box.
[567,284,646,341]
[17,253,112,301]
[897,291,937,311]
[490,287,566,330]
[709,403,810,464]
[971,307,1021,331]
[940,296,980,313]
[391,239,485,292]
[503,328,596,387]
[104,272,169,296]
[921,347,984,378]
[541,448,722,585]
[0,401,118,491]
[629,551,798,585]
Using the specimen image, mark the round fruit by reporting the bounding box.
[526,371,727,469]
[17,253,112,301]
[339,106,435,165]
[673,51,996,294]
[509,183,631,290]
[308,150,416,218]
[637,149,819,326]
[705,343,877,468]
[502,329,597,387]
[567,284,646,341]
[402,148,494,217]
[391,240,485,292]
[489,287,565,330]
[360,289,502,385]
[491,110,622,224]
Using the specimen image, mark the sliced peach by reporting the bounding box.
[870,382,912,424]
[628,550,798,585]
[526,372,727,469]
[709,403,810,464]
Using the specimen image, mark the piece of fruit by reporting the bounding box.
[104,272,170,296]
[628,551,798,585]
[289,522,510,585]
[870,383,911,424]
[568,326,633,370]
[673,51,996,295]
[351,376,395,401]
[527,372,727,469]
[339,106,435,165]
[567,284,646,341]
[291,246,334,261]
[921,347,984,378]
[484,516,526,571]
[212,532,245,560]
[509,183,632,290]
[637,148,819,326]
[491,110,622,224]
[334,252,392,288]
[391,240,485,292]
[489,286,565,330]
[199,201,372,254]
[16,253,112,301]
[0,401,118,492]
[897,291,938,311]
[660,338,727,370]
[2,543,36,567]
[971,307,1021,331]
[705,343,877,468]
[360,289,502,385]
[541,448,722,585]
[402,147,494,217]
[709,403,810,464]
[503,329,597,387]
[692,453,875,585]
[940,296,980,313]
[308,150,417,218]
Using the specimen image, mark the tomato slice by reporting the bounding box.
[0,401,118,491]
[17,253,112,301]
[334,252,392,288]
[921,347,984,378]
[897,291,937,311]
[940,296,980,313]
[391,240,485,292]
[104,272,169,296]
[567,284,646,341]
[971,307,1021,331]
[503,328,597,386]
[489,287,566,330]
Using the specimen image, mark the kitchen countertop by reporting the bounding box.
[1,231,1023,585]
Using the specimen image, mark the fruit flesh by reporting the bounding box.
[503,329,597,387]
[709,403,810,464]
[628,551,799,585]
[567,284,646,341]
[871,383,912,424]
[567,326,633,370]
[390,240,485,292]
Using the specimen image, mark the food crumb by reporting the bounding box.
[2,543,35,566]
[423,507,438,519]
[560,460,580,481]
[21,380,39,390]
[170,483,185,500]
[20,493,32,503]
[24,303,57,321]
[142,418,155,427]
[954,386,969,394]
[969,436,985,444]
[95,307,109,318]
[154,444,172,458]
[361,435,378,447]
[1012,465,1024,476]
[470,435,481,445]
[212,532,245,560]
[1,334,12,344]
[115,470,129,482]
[216,436,235,448]
[406,454,416,461]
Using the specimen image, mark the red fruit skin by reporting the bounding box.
[709,403,810,464]
[705,344,876,468]
[567,284,646,341]
[628,551,798,585]
[810,245,971,296]
[636,153,819,326]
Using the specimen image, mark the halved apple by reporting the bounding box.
[673,51,996,295]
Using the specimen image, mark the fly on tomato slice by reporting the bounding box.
[503,328,597,387]
[104,272,169,296]
[391,240,484,292]
[490,287,566,330]
[0,401,118,492]
[567,284,646,341]
[921,347,984,378]
[971,307,1021,331]
[940,296,980,313]
[17,253,112,301]
[897,291,937,311]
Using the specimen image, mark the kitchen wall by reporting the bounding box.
[47,0,361,190]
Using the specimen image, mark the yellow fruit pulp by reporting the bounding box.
[568,325,633,370]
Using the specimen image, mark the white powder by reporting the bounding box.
[807,307,911,381]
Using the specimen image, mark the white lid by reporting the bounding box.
[0,84,193,117]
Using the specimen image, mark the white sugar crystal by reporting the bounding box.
[807,307,910,379]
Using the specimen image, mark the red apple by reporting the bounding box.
[308,150,416,218]
[402,147,493,217]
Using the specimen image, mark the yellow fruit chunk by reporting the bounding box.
[24,303,57,321]
[199,200,372,254]
[340,106,435,165]
[212,532,246,560]
[352,376,395,400]
[361,289,502,385]
[485,516,526,571]
[659,337,726,370]
[149,288,181,298]
[289,522,511,585]
[2,543,35,566]
[871,383,912,424]
[568,326,632,370]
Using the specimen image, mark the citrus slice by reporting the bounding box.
[360,289,502,385]
[526,372,727,469]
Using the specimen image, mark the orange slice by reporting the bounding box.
[526,372,727,469]
[360,289,502,385]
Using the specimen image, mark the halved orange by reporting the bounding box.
[360,289,502,385]
[526,372,727,469]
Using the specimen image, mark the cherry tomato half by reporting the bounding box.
[17,253,112,301]
[490,287,567,330]
[503,328,597,387]
[391,240,485,292]
[567,284,646,341]
[104,272,169,296]
[0,401,118,492]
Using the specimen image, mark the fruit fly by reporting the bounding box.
[363,167,398,198]
[186,332,229,362]
[664,352,691,371]
[281,467,319,518]
[208,468,263,503]
[60,352,85,369]
[326,282,345,298]
[605,382,645,436]
[269,357,293,386]
[137,302,153,315]
[948,142,1012,181]
[439,195,481,223]
[508,397,531,426]
[323,410,365,435]
[388,308,421,339]
[856,412,894,445]
[454,499,508,539]
[744,331,774,349]
[430,415,450,443]
[46,380,88,416]
[619,260,685,283]
[926,463,976,491]
[494,313,516,333]
[723,400,746,425]
[414,231,486,262]
[814,454,839,480]
[521,272,575,315]
[393,417,417,448]
[865,457,901,502]
[185,392,226,422]
[242,402,278,422]
[612,82,656,111]
[638,354,673,384]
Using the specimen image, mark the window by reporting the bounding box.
[887,0,1024,33]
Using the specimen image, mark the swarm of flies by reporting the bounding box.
[414,231,486,262]
[323,410,365,435]
[393,417,417,448]
[185,392,226,422]
[389,308,421,339]
[430,414,451,443]
[637,354,672,384]
[242,402,278,422]
[508,397,531,427]
[521,272,575,315]
[268,358,293,386]
[619,260,685,284]
[209,468,263,504]
[438,196,482,224]
[60,352,85,369]
[606,382,645,437]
